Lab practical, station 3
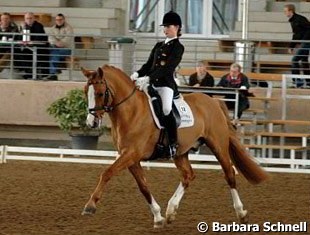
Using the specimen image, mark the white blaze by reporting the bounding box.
[86,85,96,127]
[88,85,95,109]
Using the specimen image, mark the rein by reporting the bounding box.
[88,78,136,113]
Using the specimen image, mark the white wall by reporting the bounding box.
[66,0,102,8]
[0,0,66,7]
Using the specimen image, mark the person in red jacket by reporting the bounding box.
[217,63,250,118]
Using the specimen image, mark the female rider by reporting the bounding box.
[130,11,184,158]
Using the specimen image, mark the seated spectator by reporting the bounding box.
[217,63,251,118]
[46,13,74,81]
[0,13,19,72]
[188,61,214,87]
[0,13,18,39]
[14,12,49,79]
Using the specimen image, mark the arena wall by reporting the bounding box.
[0,80,309,143]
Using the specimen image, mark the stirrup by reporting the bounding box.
[168,143,178,158]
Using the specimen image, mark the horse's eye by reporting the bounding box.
[97,93,104,97]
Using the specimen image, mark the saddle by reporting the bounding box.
[146,85,194,129]
[145,86,194,160]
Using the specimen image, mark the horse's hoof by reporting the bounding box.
[81,206,96,215]
[238,210,249,224]
[239,214,249,224]
[166,212,177,224]
[154,218,166,229]
[166,204,178,224]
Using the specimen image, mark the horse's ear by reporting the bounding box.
[81,67,88,78]
[97,67,104,79]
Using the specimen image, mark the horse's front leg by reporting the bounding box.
[128,163,165,228]
[82,154,134,215]
[166,154,195,224]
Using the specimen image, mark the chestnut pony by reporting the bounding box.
[81,65,268,228]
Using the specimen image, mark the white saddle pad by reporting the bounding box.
[147,94,194,129]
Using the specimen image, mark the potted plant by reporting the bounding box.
[47,88,103,149]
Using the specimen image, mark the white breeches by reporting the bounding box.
[153,86,174,116]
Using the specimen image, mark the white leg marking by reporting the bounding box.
[149,195,165,227]
[166,182,185,222]
[230,188,247,219]
[168,182,185,210]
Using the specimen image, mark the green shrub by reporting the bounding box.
[47,89,95,134]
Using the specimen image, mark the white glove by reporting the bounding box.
[130,72,139,81]
[136,76,150,91]
[240,86,247,90]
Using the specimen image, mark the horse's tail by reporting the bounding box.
[229,134,269,184]
[218,100,269,184]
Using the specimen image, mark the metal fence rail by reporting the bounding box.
[1,32,309,83]
[1,145,309,174]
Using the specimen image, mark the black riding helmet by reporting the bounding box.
[160,11,182,27]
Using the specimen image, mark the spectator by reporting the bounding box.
[217,63,250,118]
[0,13,19,72]
[14,12,49,79]
[46,13,74,81]
[284,4,310,87]
[188,61,214,87]
[0,12,19,38]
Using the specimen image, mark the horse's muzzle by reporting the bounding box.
[86,113,101,128]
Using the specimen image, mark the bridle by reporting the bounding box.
[87,76,136,115]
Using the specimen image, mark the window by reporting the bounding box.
[129,0,157,32]
[212,0,238,35]
[164,0,203,34]
[128,0,239,37]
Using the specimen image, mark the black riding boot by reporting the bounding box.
[147,86,165,126]
[163,112,178,158]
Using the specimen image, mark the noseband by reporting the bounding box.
[88,77,136,114]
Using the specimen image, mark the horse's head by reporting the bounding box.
[82,65,137,128]
[82,66,109,128]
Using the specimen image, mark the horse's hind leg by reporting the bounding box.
[128,163,165,228]
[166,153,195,224]
[214,148,248,223]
